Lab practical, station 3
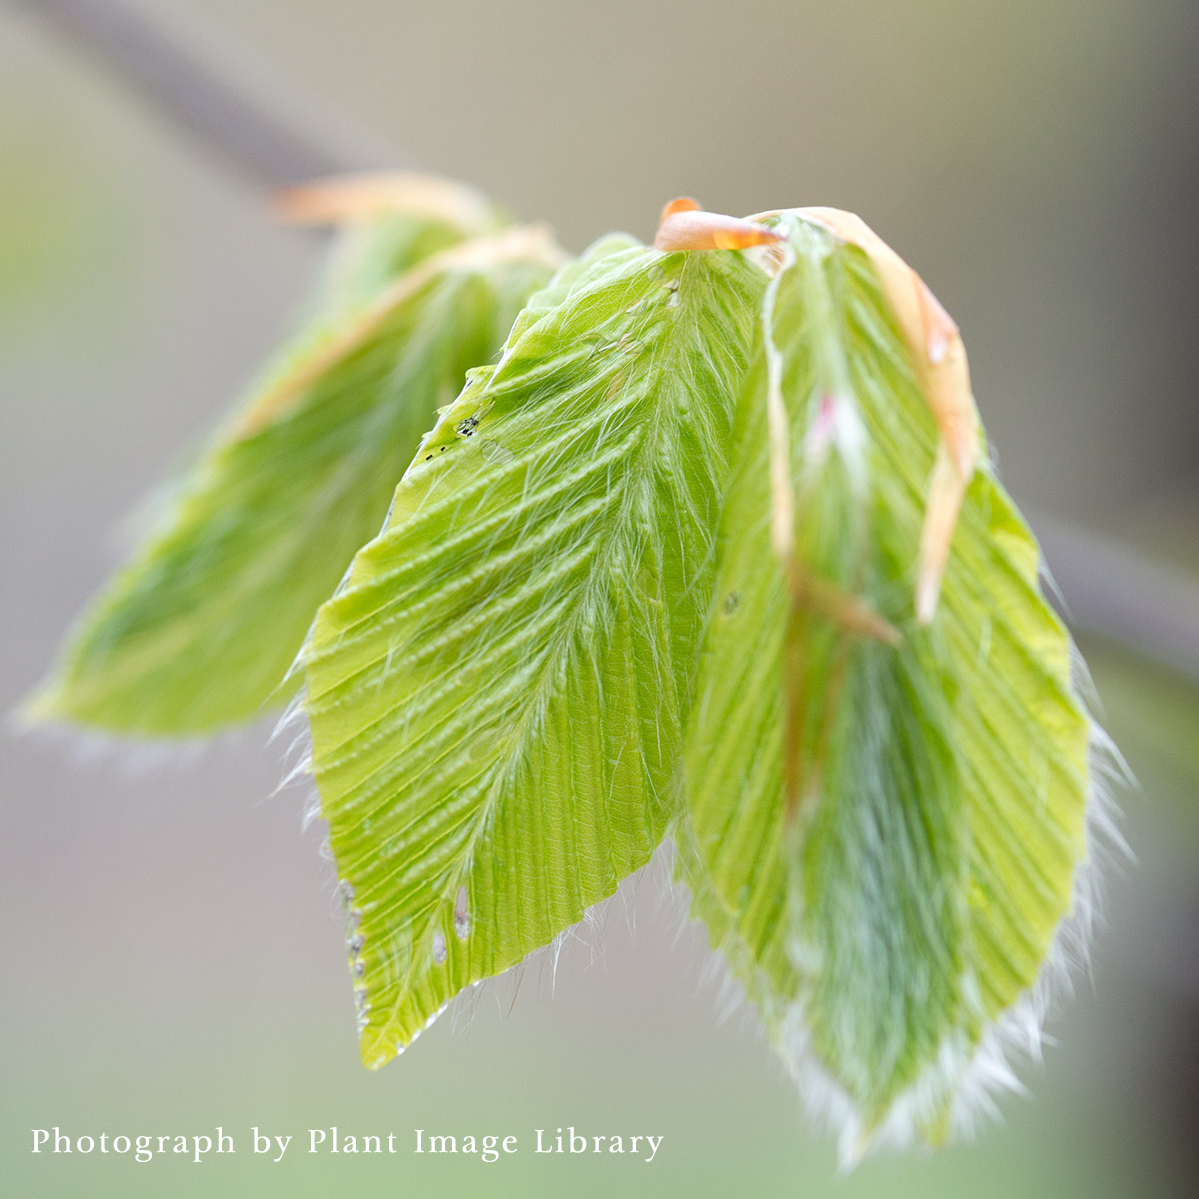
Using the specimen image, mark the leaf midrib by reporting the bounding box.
[367,272,714,1041]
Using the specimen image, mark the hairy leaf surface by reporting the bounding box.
[682,215,1091,1153]
[302,237,767,1065]
[26,216,559,735]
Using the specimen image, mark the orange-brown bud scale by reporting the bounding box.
[654,198,785,253]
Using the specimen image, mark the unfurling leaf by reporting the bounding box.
[25,183,562,735]
[681,211,1098,1159]
[301,236,767,1065]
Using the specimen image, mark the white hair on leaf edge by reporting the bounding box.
[295,751,688,1061]
[8,706,261,776]
[285,634,1128,1147]
[756,708,1130,1169]
[402,843,689,1051]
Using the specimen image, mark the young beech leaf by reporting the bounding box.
[301,236,767,1066]
[25,210,561,736]
[681,213,1099,1159]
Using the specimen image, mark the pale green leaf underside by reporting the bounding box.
[683,217,1090,1140]
[26,211,554,735]
[302,238,767,1066]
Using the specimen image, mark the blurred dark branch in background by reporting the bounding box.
[14,0,1199,685]
[10,0,400,185]
[1034,515,1199,684]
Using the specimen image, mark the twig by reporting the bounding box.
[10,0,400,186]
[1033,511,1199,684]
[14,0,1199,685]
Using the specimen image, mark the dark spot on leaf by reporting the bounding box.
[722,591,741,616]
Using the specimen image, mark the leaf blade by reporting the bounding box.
[682,214,1093,1152]
[303,240,768,1064]
[27,222,559,735]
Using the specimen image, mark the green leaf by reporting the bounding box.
[682,214,1093,1155]
[287,176,510,326]
[301,236,768,1066]
[25,218,560,736]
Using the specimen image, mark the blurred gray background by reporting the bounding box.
[2,1,1198,1195]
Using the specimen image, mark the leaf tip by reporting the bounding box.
[11,674,75,736]
[358,1028,397,1071]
